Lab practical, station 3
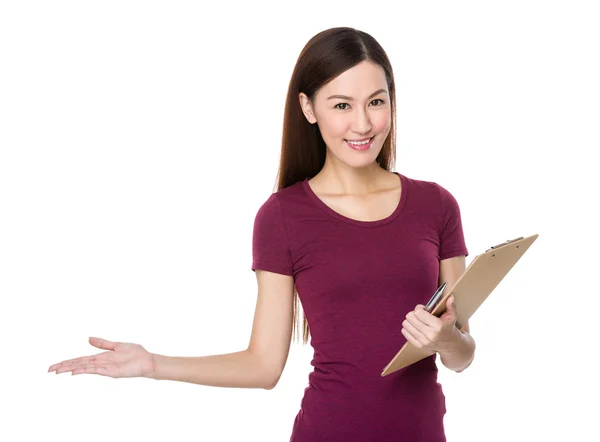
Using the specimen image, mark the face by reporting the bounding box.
[299,60,392,168]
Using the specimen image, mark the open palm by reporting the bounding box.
[48,337,155,378]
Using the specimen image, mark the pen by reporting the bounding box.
[425,281,447,313]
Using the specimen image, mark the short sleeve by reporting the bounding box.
[251,193,294,276]
[436,183,469,260]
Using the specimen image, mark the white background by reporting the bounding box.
[1,1,598,441]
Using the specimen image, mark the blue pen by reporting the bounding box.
[425,281,447,313]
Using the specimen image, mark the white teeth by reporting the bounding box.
[347,137,371,145]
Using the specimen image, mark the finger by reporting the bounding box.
[441,296,458,320]
[47,337,117,373]
[413,308,442,328]
[55,363,81,374]
[48,355,94,372]
[402,320,431,346]
[54,360,94,374]
[71,364,110,376]
[406,309,438,330]
[57,362,111,376]
[401,327,423,349]
[48,353,108,372]
[89,337,118,351]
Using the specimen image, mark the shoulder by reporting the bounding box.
[404,174,458,205]
[398,174,465,224]
[255,181,305,219]
[400,173,443,205]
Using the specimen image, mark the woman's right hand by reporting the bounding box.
[48,337,156,378]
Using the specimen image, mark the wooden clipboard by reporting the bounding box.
[381,233,539,377]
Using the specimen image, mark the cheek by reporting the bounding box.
[373,113,391,133]
[321,119,350,138]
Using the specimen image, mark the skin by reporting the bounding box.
[299,60,394,201]
[48,337,154,377]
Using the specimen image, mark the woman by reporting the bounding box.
[48,27,476,441]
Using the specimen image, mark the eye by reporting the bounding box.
[334,103,350,110]
[334,99,385,110]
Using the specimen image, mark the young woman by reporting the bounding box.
[48,27,476,441]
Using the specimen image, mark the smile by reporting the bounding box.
[345,136,374,150]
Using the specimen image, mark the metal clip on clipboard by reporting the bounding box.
[485,236,524,253]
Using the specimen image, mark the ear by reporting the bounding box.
[299,92,317,124]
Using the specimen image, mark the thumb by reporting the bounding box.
[441,295,457,322]
[89,337,118,351]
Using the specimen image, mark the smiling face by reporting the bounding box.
[299,60,392,169]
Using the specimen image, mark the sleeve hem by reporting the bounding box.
[439,248,469,260]
[251,261,294,276]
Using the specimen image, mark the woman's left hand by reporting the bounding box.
[401,295,461,354]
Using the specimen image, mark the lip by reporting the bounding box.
[345,136,374,151]
[345,136,372,142]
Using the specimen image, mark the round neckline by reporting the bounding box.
[301,171,408,227]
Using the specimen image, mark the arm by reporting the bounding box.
[438,320,476,373]
[146,269,295,389]
[437,255,476,373]
[147,350,272,389]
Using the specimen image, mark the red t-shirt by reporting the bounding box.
[251,172,469,441]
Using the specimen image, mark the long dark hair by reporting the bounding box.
[274,27,397,344]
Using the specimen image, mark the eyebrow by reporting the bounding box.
[326,88,388,101]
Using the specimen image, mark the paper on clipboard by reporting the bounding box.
[381,233,539,377]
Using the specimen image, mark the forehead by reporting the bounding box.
[318,61,387,98]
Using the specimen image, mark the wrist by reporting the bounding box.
[144,353,162,380]
[439,326,464,356]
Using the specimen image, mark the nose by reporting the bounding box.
[351,108,372,135]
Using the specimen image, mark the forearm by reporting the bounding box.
[438,329,476,373]
[146,349,274,389]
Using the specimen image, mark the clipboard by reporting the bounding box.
[381,233,539,377]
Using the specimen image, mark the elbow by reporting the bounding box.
[455,354,475,373]
[263,371,282,390]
